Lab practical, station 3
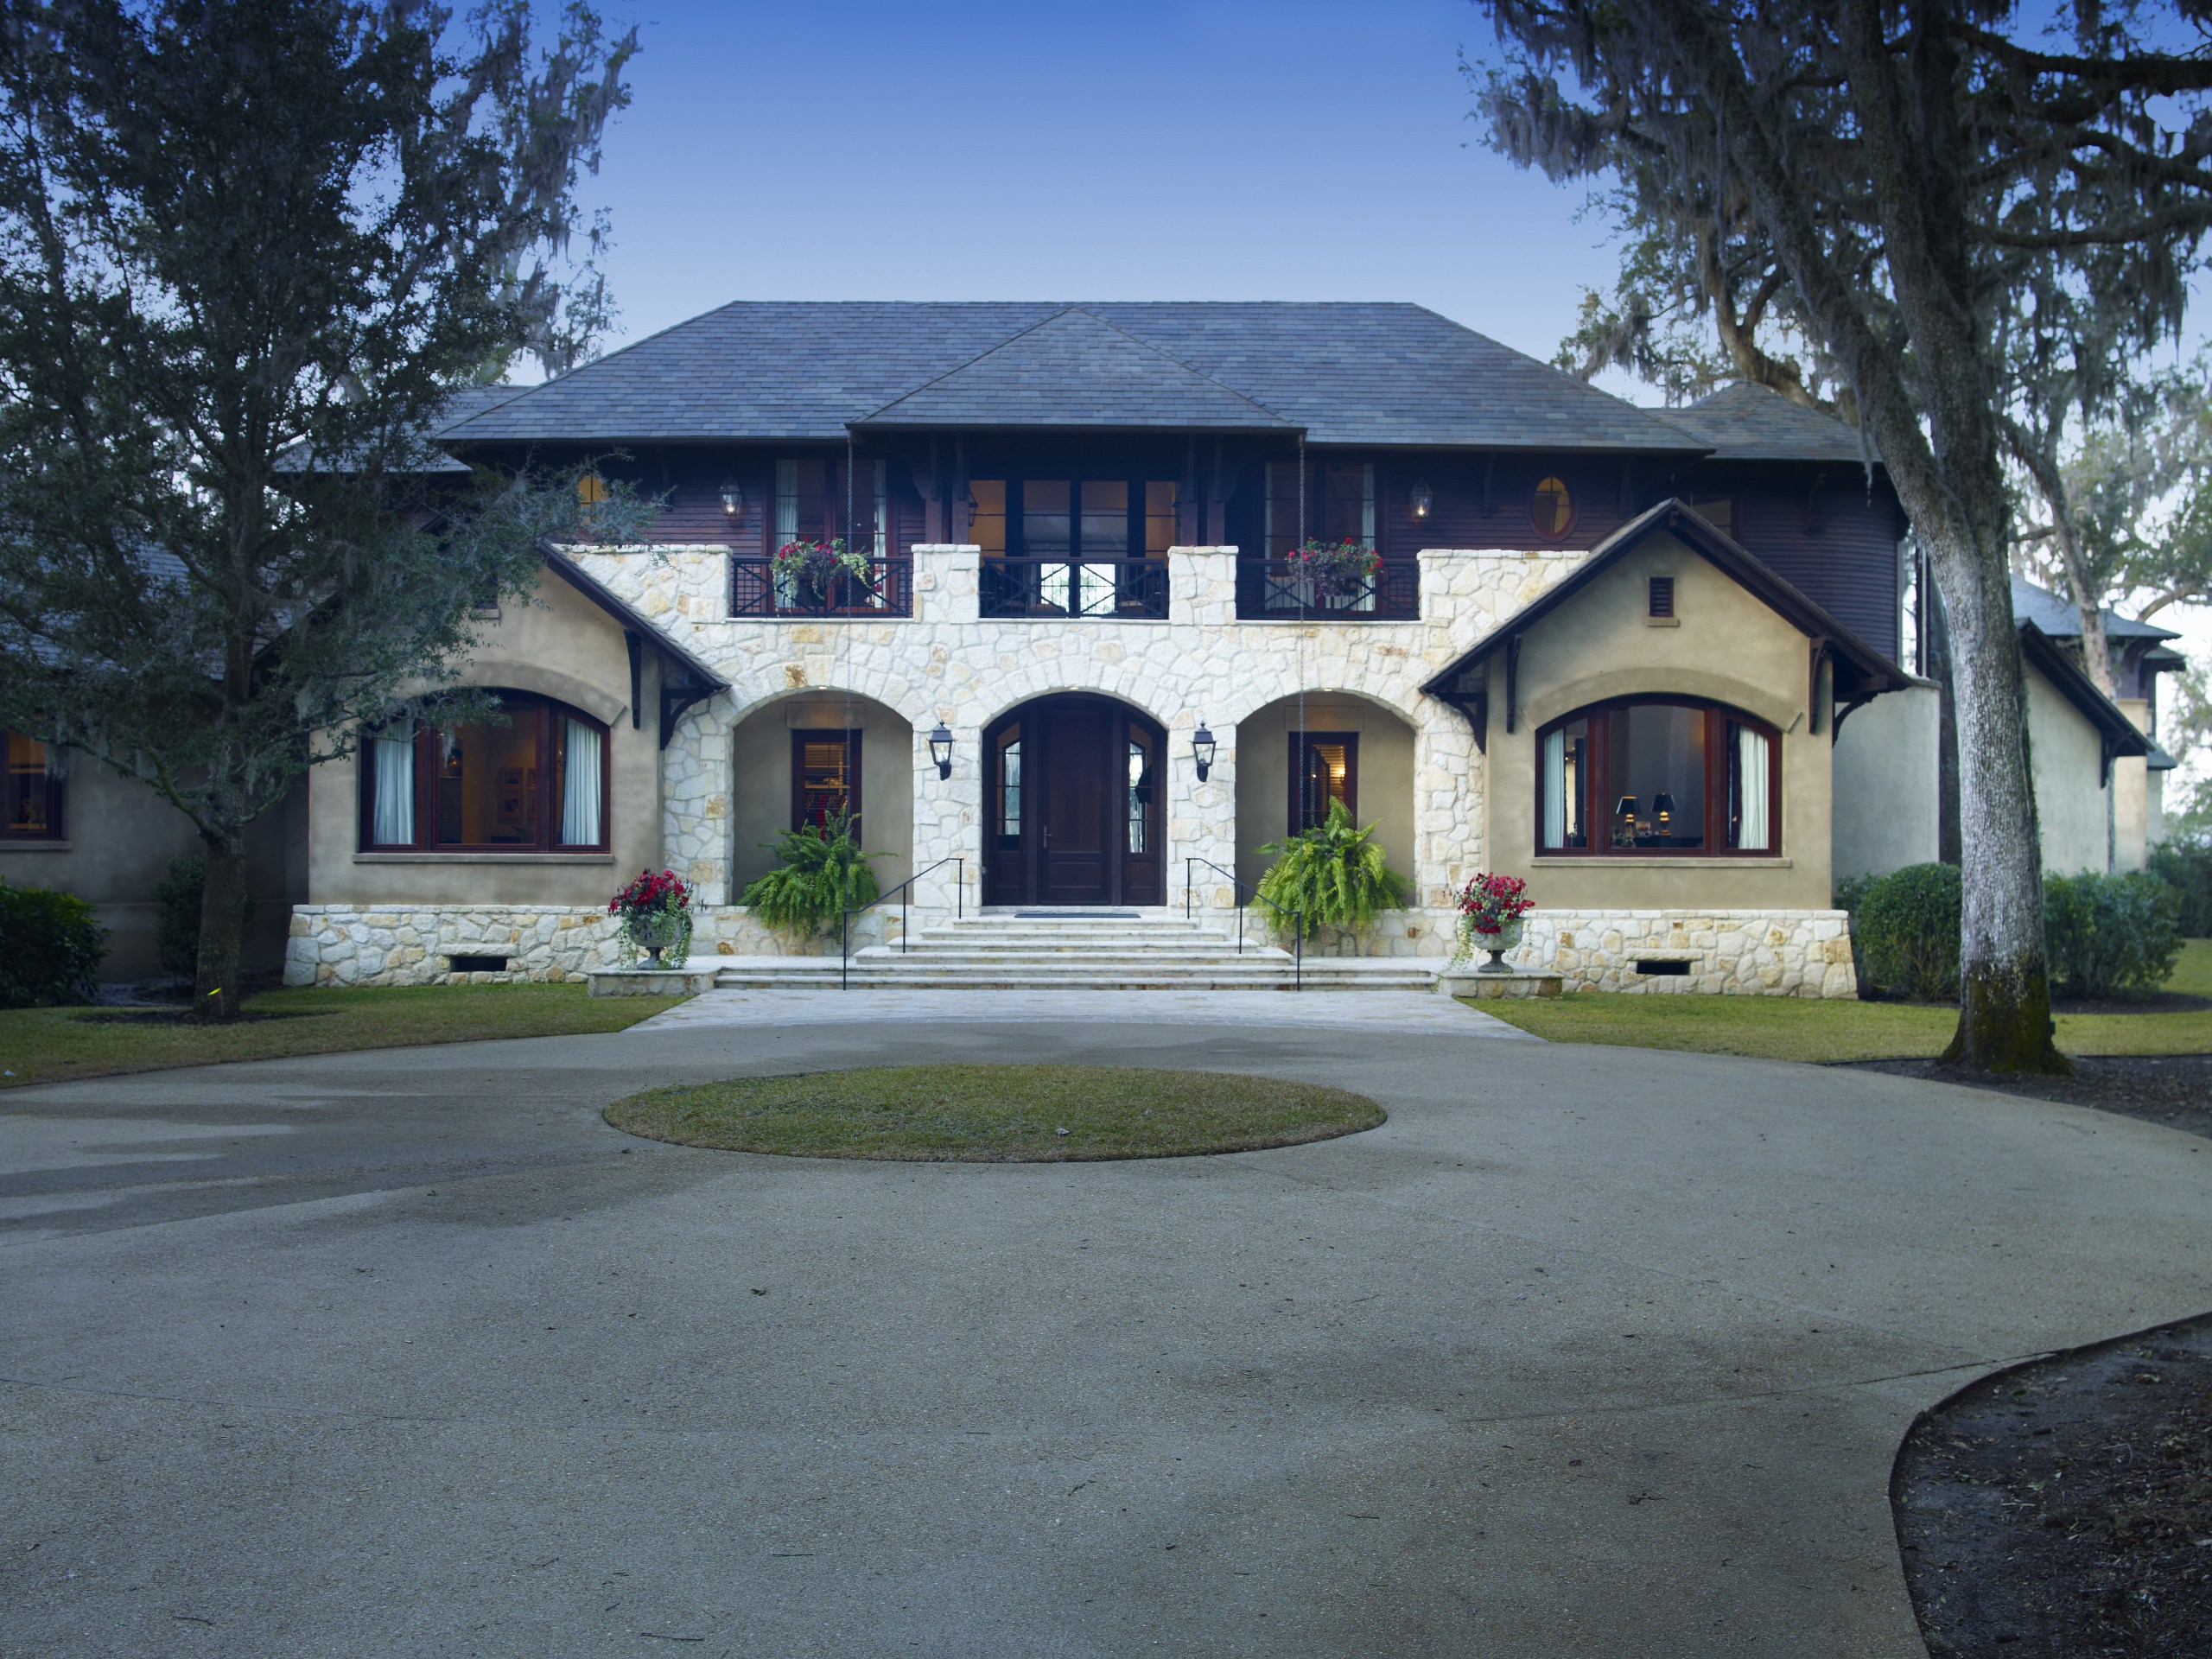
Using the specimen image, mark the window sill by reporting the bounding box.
[353,851,615,865]
[0,838,69,851]
[1533,855,1791,868]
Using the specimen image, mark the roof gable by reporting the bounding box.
[2010,575,2180,642]
[2018,620,2154,760]
[858,307,1294,429]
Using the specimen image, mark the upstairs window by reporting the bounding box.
[3,729,61,839]
[1263,461,1376,557]
[1532,476,1575,539]
[1537,699,1777,855]
[773,457,887,557]
[361,693,607,853]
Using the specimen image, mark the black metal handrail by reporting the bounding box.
[1236,556,1419,620]
[1184,856,1300,991]
[731,554,912,618]
[841,855,963,989]
[979,556,1170,620]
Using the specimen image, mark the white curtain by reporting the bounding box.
[561,719,602,846]
[1737,725,1770,850]
[1541,728,1566,849]
[372,735,414,845]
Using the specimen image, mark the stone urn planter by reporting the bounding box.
[632,909,686,967]
[1471,918,1525,975]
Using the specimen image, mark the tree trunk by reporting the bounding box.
[1927,574,1962,865]
[193,833,250,1022]
[1923,525,2069,1073]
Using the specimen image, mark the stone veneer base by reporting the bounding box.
[1440,969,1564,999]
[587,966,718,997]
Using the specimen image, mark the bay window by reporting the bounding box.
[1536,698,1777,855]
[361,692,608,852]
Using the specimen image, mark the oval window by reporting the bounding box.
[1531,476,1574,538]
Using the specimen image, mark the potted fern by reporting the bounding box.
[1253,798,1411,950]
[739,810,885,941]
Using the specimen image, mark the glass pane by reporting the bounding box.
[1533,475,1574,537]
[1144,480,1178,556]
[1295,738,1352,831]
[1323,461,1373,546]
[1001,738,1021,838]
[969,479,1007,555]
[5,729,49,835]
[775,459,829,546]
[1023,480,1071,556]
[1080,480,1128,556]
[797,734,856,829]
[435,702,539,847]
[1127,734,1153,854]
[1265,461,1300,558]
[1605,705,1705,849]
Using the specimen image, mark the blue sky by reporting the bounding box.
[582,0,1617,370]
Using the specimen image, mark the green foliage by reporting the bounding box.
[2147,837,2212,936]
[739,812,885,938]
[2043,872,2183,1001]
[1856,863,1963,1002]
[154,855,204,978]
[0,880,106,1007]
[1253,799,1412,942]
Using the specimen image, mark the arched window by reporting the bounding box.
[1536,698,1777,855]
[361,691,608,853]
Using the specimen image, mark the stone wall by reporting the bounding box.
[1512,909,1858,997]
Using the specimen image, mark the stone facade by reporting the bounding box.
[1512,909,1858,997]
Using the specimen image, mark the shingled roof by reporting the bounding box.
[1658,381,1875,466]
[439,302,1707,451]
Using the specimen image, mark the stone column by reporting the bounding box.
[1166,546,1242,915]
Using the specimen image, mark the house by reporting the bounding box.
[258,302,1942,995]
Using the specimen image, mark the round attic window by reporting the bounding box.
[1532,476,1575,538]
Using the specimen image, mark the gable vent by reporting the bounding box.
[1648,576,1675,619]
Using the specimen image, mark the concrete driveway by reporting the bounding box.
[3,997,2209,1657]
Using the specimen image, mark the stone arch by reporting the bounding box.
[978,690,1169,908]
[727,690,914,897]
[1234,690,1421,893]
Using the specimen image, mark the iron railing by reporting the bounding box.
[979,557,1170,620]
[840,855,963,988]
[1236,557,1420,620]
[1184,855,1300,991]
[731,555,912,618]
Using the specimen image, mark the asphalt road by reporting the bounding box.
[4,1005,2209,1656]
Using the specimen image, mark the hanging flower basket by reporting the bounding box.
[771,537,874,601]
[1284,538,1382,600]
[610,868,693,968]
[1450,873,1535,974]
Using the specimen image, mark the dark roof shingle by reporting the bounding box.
[1658,381,1874,465]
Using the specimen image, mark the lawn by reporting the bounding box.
[0,982,685,1090]
[1472,938,2212,1062]
[606,1065,1385,1161]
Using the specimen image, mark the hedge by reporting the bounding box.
[0,879,106,1007]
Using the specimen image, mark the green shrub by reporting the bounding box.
[155,854,204,977]
[2146,837,2212,937]
[1254,798,1411,943]
[739,811,884,938]
[1855,861,1961,1001]
[2043,871,2183,1001]
[0,879,106,1007]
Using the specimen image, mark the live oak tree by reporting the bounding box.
[0,0,639,1017]
[1472,0,2212,1071]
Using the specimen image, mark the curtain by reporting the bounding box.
[561,719,602,846]
[372,735,415,845]
[1541,728,1566,849]
[1736,724,1770,850]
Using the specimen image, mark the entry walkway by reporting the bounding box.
[639,986,1531,1037]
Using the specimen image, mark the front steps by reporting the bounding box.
[710,910,1438,992]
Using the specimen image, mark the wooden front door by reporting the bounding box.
[983,696,1163,906]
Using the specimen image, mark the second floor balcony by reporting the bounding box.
[731,553,912,618]
[979,556,1170,620]
[1236,555,1421,621]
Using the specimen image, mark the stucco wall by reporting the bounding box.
[0,757,303,980]
[1831,682,1941,881]
[2113,697,2152,874]
[1483,533,1834,912]
[307,569,664,909]
[2025,656,2112,876]
[728,693,914,898]
[1233,695,1417,893]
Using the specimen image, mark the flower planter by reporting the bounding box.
[1471,918,1525,975]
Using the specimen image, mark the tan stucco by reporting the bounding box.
[2112,697,2152,874]
[1234,694,1416,893]
[1832,682,1941,880]
[306,570,664,907]
[1482,533,1834,911]
[2024,657,2113,875]
[727,693,914,898]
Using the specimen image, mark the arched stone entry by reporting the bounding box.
[728,692,914,898]
[1234,693,1418,893]
[982,694,1165,906]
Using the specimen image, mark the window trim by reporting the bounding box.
[791,728,862,831]
[359,692,611,855]
[1532,697,1780,858]
[1,728,64,841]
[1287,730,1360,833]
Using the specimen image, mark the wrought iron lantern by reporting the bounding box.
[1410,477,1433,521]
[719,480,743,517]
[929,723,954,779]
[1192,722,1217,782]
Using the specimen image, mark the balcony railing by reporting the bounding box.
[979,557,1169,620]
[1236,557,1420,621]
[730,555,912,618]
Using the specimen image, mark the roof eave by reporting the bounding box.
[2018,621,2155,757]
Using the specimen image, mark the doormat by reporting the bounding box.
[1014,910,1140,918]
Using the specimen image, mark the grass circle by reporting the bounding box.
[603,1064,1384,1162]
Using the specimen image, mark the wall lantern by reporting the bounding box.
[1192,722,1217,782]
[719,480,743,517]
[929,723,954,779]
[1410,477,1434,521]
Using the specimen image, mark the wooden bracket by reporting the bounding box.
[1505,633,1523,734]
[624,631,642,730]
[1808,637,1827,735]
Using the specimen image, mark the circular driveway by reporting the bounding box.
[4,997,2209,1657]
